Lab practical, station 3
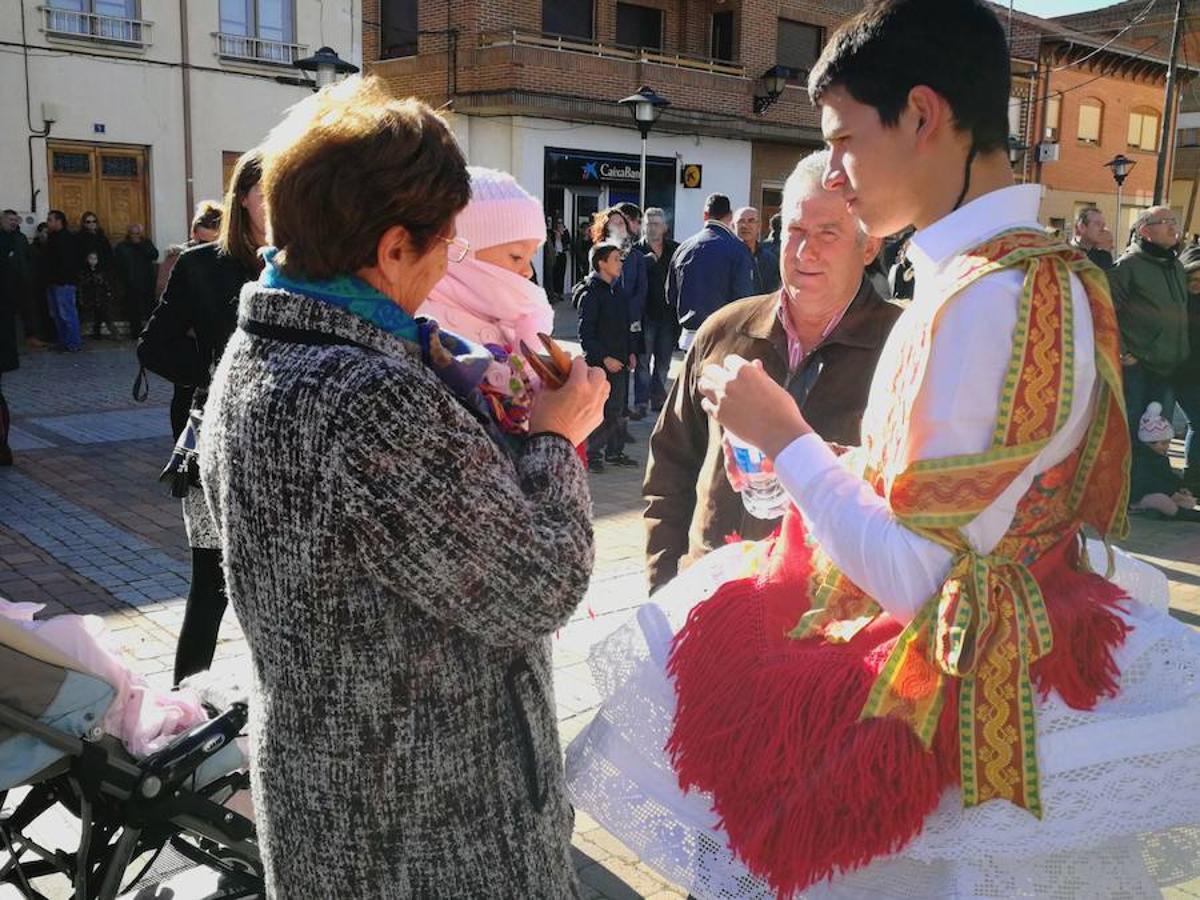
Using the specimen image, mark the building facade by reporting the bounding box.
[366,0,860,284]
[1,0,362,249]
[1014,4,1194,239]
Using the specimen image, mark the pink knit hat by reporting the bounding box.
[1138,402,1175,443]
[456,167,546,255]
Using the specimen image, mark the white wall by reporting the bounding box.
[451,114,753,279]
[1,0,360,246]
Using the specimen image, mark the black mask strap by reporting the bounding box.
[951,144,979,213]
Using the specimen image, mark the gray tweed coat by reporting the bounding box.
[199,285,594,898]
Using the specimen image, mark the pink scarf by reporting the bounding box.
[422,257,554,351]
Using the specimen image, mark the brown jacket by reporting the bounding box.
[643,279,902,592]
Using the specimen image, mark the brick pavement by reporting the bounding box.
[2,337,1200,899]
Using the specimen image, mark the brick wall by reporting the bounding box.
[1038,66,1170,199]
[367,0,846,140]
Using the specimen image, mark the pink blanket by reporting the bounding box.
[1,598,207,757]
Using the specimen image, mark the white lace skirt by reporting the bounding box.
[565,540,1200,898]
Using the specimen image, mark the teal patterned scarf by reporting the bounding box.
[259,248,420,343]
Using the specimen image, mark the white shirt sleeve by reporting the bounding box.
[774,269,1096,624]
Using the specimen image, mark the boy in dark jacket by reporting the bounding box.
[576,242,641,472]
[78,250,119,339]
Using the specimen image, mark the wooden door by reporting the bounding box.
[48,144,97,228]
[97,148,149,242]
[47,141,150,242]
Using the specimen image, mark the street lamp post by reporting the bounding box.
[294,46,360,90]
[618,86,670,213]
[1103,154,1137,240]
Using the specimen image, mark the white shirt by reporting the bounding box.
[774,185,1097,624]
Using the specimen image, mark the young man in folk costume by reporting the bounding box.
[565,1,1200,897]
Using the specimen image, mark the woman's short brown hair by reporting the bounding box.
[260,76,470,280]
[217,149,263,270]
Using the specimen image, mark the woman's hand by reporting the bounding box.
[698,355,812,458]
[529,356,610,445]
[602,356,624,374]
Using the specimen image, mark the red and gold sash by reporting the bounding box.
[791,228,1129,817]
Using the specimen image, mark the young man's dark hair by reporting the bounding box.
[616,202,642,223]
[807,0,1010,155]
[589,241,621,271]
[2,209,17,217]
[704,194,732,219]
[47,210,67,227]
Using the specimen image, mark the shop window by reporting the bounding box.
[777,19,822,77]
[1077,98,1103,144]
[1128,108,1160,152]
[380,0,418,59]
[1044,96,1061,142]
[711,10,734,61]
[543,0,593,40]
[616,3,663,50]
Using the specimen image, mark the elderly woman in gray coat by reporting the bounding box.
[199,76,608,898]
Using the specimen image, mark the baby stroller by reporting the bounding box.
[0,613,261,899]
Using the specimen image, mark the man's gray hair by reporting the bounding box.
[780,149,867,242]
[1133,205,1172,233]
[644,207,666,219]
[1074,206,1100,232]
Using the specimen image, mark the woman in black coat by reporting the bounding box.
[138,150,264,684]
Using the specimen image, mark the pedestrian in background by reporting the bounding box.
[634,206,679,416]
[77,250,119,340]
[44,210,82,352]
[734,205,781,295]
[1109,205,1189,435]
[549,218,570,302]
[77,211,114,280]
[1,210,41,350]
[1071,206,1114,271]
[667,193,755,350]
[154,201,224,440]
[577,241,640,472]
[0,220,17,465]
[1175,245,1200,493]
[139,149,265,685]
[115,223,159,333]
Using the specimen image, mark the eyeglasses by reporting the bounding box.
[442,235,470,263]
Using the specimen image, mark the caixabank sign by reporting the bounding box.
[545,148,675,189]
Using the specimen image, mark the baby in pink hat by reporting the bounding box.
[1130,402,1199,521]
[419,167,555,434]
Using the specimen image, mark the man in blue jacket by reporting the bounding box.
[667,193,756,351]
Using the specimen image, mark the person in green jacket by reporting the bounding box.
[1108,205,1189,434]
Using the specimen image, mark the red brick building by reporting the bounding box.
[365,0,860,282]
[1016,3,1198,239]
[1054,0,1200,239]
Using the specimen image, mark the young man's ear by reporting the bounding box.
[907,86,945,148]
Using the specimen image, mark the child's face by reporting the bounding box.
[86,252,99,268]
[1148,439,1172,455]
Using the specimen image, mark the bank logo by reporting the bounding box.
[582,162,599,180]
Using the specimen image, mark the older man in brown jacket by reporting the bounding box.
[644,151,902,592]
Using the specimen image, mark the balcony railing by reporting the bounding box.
[214,32,306,66]
[478,30,745,78]
[41,6,150,47]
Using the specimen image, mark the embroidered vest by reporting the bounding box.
[793,228,1130,817]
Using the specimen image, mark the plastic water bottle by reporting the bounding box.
[725,430,789,520]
